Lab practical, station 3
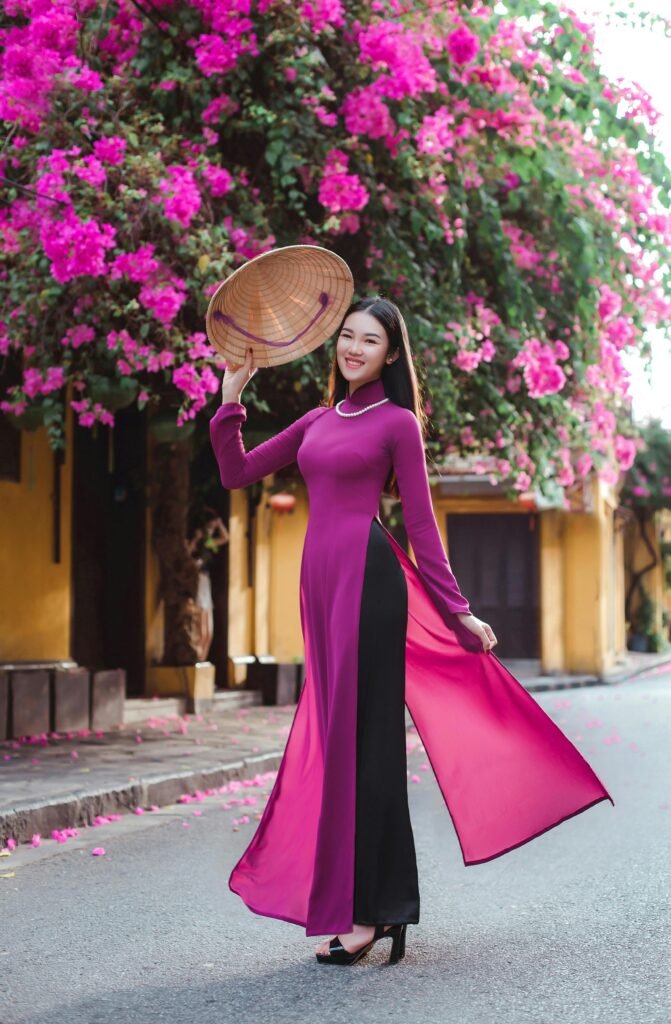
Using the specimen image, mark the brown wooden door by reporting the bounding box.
[446,513,540,659]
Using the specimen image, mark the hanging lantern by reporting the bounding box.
[268,492,296,513]
[517,492,537,512]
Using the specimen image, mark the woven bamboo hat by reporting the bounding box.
[205,244,354,369]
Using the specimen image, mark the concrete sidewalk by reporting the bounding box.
[0,694,291,846]
[2,652,670,848]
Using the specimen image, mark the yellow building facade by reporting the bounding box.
[1,415,635,692]
[224,471,629,680]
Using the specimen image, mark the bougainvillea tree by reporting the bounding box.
[1,0,671,655]
[1,0,671,498]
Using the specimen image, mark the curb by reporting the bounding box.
[0,749,284,847]
[523,657,671,694]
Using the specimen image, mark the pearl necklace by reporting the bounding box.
[335,397,390,417]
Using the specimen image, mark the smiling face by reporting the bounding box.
[336,310,399,394]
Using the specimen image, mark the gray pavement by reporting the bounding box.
[1,669,670,1023]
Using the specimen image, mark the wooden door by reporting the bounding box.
[446,513,540,659]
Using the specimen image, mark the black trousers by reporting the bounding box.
[352,518,420,925]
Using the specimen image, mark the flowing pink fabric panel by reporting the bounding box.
[228,645,322,928]
[382,524,615,865]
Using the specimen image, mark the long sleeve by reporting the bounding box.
[210,401,324,489]
[390,408,471,618]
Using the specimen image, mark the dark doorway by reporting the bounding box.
[208,502,230,689]
[189,422,230,689]
[71,407,146,695]
[446,512,540,659]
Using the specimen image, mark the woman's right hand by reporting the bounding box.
[221,347,258,404]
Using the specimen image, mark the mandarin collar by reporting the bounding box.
[341,375,387,410]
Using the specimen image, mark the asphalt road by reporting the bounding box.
[1,672,670,1024]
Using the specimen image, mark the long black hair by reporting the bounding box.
[324,296,429,498]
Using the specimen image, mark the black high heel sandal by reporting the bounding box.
[315,923,408,966]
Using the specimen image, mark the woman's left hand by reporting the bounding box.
[455,613,498,653]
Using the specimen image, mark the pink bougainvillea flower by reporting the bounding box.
[416,106,456,156]
[202,163,233,197]
[356,20,437,99]
[300,0,345,33]
[511,337,567,399]
[318,148,369,214]
[61,325,95,349]
[157,165,201,228]
[91,847,106,856]
[40,210,116,284]
[93,136,127,166]
[341,85,394,139]
[597,283,622,322]
[139,282,186,327]
[446,25,481,66]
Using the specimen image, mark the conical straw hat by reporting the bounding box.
[205,244,354,369]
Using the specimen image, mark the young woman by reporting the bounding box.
[210,297,613,967]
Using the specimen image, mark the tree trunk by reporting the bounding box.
[151,439,200,665]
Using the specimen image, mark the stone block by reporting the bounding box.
[296,660,306,700]
[53,668,90,732]
[10,670,50,739]
[248,658,299,706]
[90,668,126,731]
[276,663,298,706]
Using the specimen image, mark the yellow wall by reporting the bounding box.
[226,486,255,681]
[254,484,273,655]
[540,510,564,673]
[268,487,310,661]
[0,413,73,660]
[562,478,624,675]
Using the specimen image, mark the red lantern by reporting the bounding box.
[269,492,296,513]
[518,492,537,512]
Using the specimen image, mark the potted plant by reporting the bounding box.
[628,582,659,653]
[148,408,196,444]
[88,375,139,411]
[4,404,47,431]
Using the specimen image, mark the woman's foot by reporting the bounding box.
[314,923,393,956]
